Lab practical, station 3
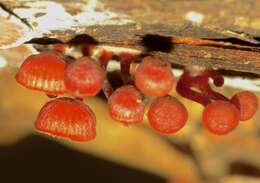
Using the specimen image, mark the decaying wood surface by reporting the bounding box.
[1,0,260,75]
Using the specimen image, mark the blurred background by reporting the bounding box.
[0,45,259,183]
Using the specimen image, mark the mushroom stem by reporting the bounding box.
[176,67,228,106]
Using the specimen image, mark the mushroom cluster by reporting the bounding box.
[15,43,259,141]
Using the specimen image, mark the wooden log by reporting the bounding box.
[1,0,260,75]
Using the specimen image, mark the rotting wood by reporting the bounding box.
[1,0,260,75]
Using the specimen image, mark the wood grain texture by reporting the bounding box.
[1,0,260,75]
